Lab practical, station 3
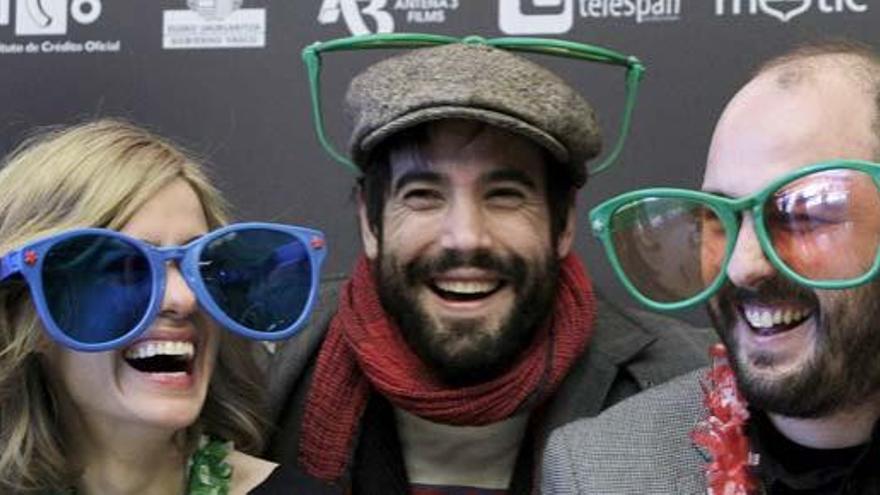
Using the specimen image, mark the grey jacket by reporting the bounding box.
[265,274,716,491]
[542,369,710,494]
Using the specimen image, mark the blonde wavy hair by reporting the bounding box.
[0,119,268,493]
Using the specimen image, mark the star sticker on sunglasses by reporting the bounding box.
[24,250,37,266]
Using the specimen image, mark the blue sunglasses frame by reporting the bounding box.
[0,222,327,352]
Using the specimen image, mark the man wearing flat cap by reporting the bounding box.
[266,41,713,493]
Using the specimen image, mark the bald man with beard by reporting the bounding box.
[543,41,880,494]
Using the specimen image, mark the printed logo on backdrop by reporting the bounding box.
[317,0,461,35]
[0,0,119,55]
[163,0,266,50]
[499,0,681,35]
[715,0,867,22]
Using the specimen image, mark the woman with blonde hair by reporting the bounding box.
[0,119,328,494]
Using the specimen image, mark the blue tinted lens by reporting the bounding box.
[200,229,312,333]
[42,235,152,344]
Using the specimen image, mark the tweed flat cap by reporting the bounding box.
[345,43,602,187]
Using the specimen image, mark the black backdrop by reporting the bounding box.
[0,0,876,323]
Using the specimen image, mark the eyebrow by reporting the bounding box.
[392,170,444,193]
[485,169,538,190]
[392,168,539,193]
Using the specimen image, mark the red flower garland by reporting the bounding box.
[690,344,760,495]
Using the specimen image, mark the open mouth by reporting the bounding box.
[429,279,506,302]
[123,340,195,374]
[739,302,815,337]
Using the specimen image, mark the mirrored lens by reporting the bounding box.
[201,229,312,333]
[765,169,880,281]
[42,235,152,344]
[609,197,728,304]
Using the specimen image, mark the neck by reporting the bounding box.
[769,401,880,449]
[394,407,528,488]
[68,419,187,495]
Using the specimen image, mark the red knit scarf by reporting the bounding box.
[298,254,596,481]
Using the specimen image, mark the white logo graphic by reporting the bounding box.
[0,0,118,55]
[163,0,266,50]
[760,0,811,21]
[499,0,681,35]
[317,0,460,35]
[499,0,573,35]
[318,0,394,35]
[187,0,242,21]
[17,0,66,35]
[0,0,100,36]
[715,0,868,22]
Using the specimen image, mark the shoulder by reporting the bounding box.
[542,370,709,494]
[263,274,347,463]
[624,304,717,350]
[554,368,706,441]
[593,294,717,385]
[267,273,347,416]
[228,450,277,495]
[539,294,714,429]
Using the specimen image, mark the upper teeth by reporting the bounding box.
[434,280,498,295]
[743,307,811,329]
[124,341,194,360]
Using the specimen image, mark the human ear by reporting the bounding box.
[357,192,379,260]
[556,203,576,259]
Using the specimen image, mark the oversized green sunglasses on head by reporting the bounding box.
[302,32,645,176]
[591,160,880,311]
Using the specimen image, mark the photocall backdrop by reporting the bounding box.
[0,0,876,324]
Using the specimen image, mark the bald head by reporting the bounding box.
[754,42,880,149]
[756,41,880,87]
[704,45,880,196]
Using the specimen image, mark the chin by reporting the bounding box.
[738,355,805,390]
[131,399,205,432]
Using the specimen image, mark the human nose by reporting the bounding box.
[439,195,492,252]
[726,215,776,289]
[160,263,198,318]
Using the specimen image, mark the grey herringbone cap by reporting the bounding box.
[345,43,602,187]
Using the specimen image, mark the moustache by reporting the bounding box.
[403,249,527,287]
[718,274,819,308]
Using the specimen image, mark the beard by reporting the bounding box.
[707,275,880,418]
[375,247,559,387]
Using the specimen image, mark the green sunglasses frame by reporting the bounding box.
[590,159,880,311]
[302,32,646,176]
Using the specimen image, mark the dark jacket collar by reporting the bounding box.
[540,292,657,433]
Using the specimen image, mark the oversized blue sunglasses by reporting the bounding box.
[0,222,327,351]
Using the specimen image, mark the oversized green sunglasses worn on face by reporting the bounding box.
[591,160,880,311]
[302,32,645,176]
